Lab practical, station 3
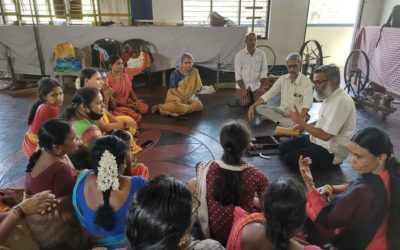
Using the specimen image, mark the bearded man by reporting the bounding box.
[279,64,356,171]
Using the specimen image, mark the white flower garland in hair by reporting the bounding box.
[96,150,120,192]
[75,78,81,90]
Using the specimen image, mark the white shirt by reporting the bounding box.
[259,73,313,111]
[234,48,269,91]
[310,88,356,164]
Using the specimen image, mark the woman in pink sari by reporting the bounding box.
[107,55,148,123]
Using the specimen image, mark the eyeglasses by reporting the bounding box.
[287,64,299,69]
[313,79,329,85]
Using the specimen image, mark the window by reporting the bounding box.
[307,0,359,25]
[182,0,271,38]
[0,0,131,25]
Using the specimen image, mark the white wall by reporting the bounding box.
[380,0,399,24]
[150,0,310,66]
[258,0,310,65]
[152,0,182,25]
[360,0,384,26]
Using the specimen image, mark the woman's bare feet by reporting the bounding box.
[151,104,159,114]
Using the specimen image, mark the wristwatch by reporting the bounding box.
[12,205,26,219]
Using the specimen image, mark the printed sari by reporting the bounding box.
[159,68,203,116]
[226,207,265,250]
[22,104,60,158]
[99,113,141,154]
[108,73,148,123]
[69,119,102,170]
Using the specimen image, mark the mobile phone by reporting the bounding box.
[141,140,154,148]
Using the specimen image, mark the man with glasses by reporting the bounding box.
[281,64,356,171]
[248,52,313,127]
[234,32,269,106]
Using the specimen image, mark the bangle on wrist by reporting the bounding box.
[12,205,26,219]
[322,184,334,195]
[328,184,335,193]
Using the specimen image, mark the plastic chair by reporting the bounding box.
[91,38,122,69]
[122,39,154,89]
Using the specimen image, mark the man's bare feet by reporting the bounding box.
[151,104,159,114]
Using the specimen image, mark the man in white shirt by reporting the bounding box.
[280,64,356,170]
[247,52,313,127]
[234,32,269,106]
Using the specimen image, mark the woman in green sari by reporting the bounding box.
[64,87,104,169]
[152,53,203,116]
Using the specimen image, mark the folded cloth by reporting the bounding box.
[198,85,216,95]
[255,105,294,127]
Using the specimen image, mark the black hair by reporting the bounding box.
[26,119,72,173]
[28,78,63,125]
[351,127,400,250]
[78,67,99,88]
[107,129,131,145]
[63,87,100,120]
[90,135,128,231]
[264,177,306,250]
[108,55,122,68]
[213,120,250,205]
[126,175,192,250]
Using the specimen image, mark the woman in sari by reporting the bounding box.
[24,119,86,249]
[299,127,400,250]
[77,67,141,155]
[152,53,203,117]
[22,78,63,158]
[107,55,148,123]
[189,120,268,245]
[72,135,147,249]
[107,129,149,179]
[226,177,320,250]
[64,87,104,170]
[126,175,224,250]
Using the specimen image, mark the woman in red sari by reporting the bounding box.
[299,127,400,250]
[226,177,320,250]
[107,55,148,123]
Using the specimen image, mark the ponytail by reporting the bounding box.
[387,156,400,250]
[267,221,292,250]
[26,149,42,172]
[64,103,79,120]
[264,177,306,250]
[94,189,116,230]
[27,99,45,125]
[63,88,100,120]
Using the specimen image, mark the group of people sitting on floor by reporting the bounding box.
[0,31,399,250]
[1,117,399,250]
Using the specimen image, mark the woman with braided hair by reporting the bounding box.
[300,127,400,250]
[72,135,147,249]
[226,177,320,250]
[189,120,268,245]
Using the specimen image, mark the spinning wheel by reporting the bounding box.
[344,49,370,99]
[256,45,276,72]
[299,40,323,79]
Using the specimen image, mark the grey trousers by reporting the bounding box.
[236,87,263,106]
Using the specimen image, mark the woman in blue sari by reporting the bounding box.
[72,135,147,249]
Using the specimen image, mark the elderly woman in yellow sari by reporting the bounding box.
[152,53,203,116]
